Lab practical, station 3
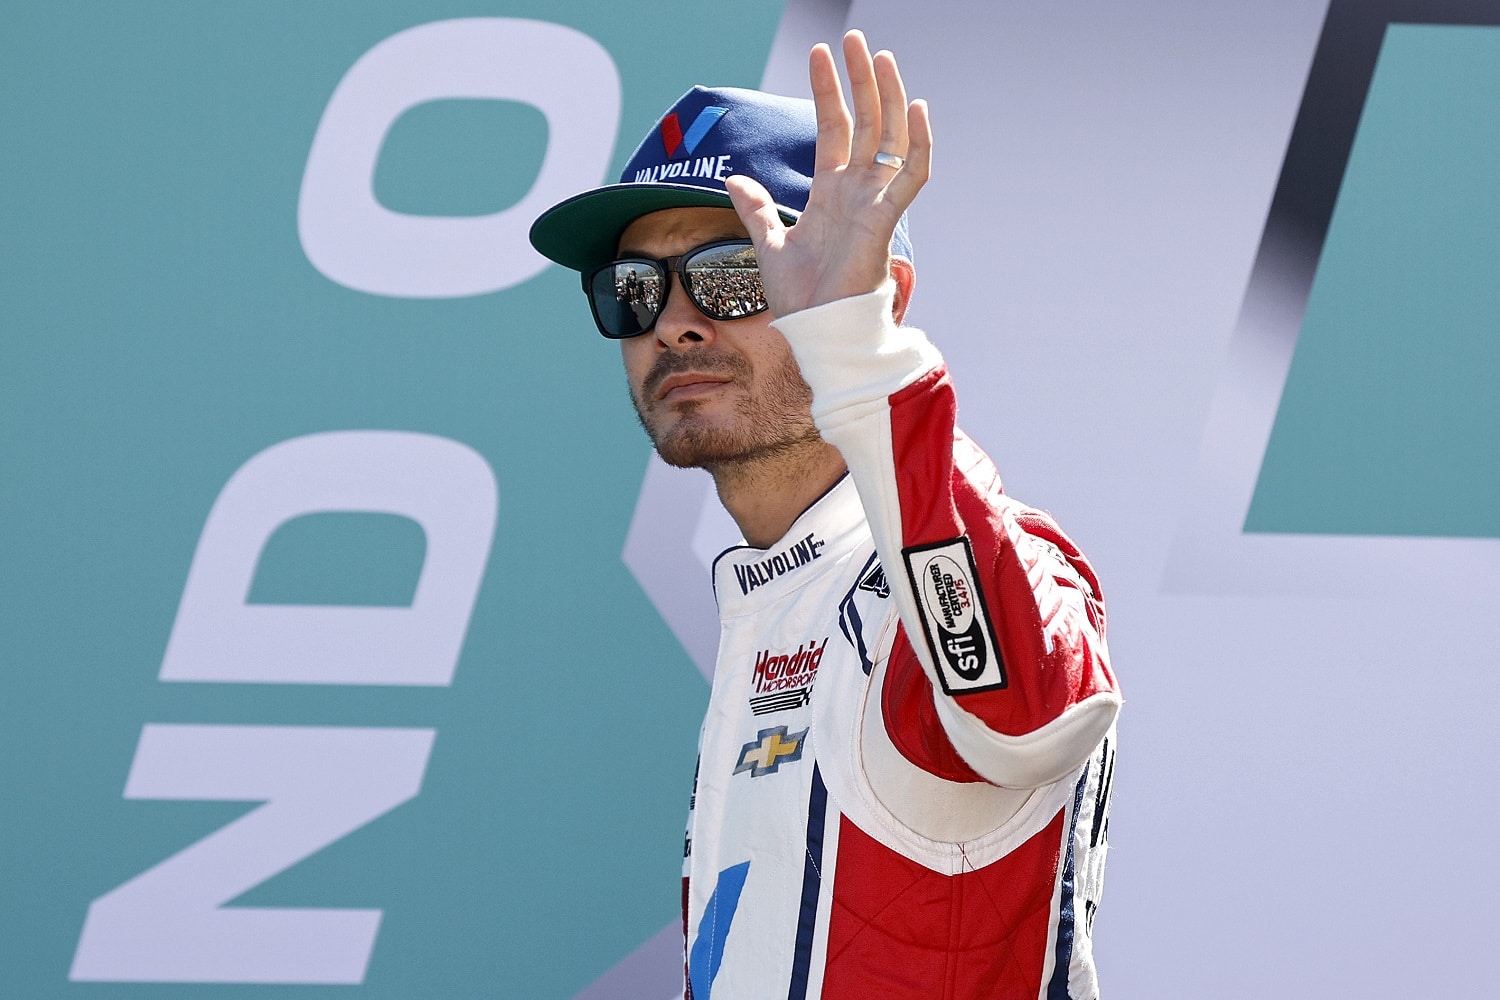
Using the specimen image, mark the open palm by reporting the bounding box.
[726,30,932,318]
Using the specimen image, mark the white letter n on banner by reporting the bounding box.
[70,725,435,984]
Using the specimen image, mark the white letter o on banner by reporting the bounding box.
[298,18,620,298]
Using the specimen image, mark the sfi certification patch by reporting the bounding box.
[903,536,1007,694]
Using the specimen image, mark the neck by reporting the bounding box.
[707,440,848,549]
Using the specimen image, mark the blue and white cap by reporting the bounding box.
[529,85,912,272]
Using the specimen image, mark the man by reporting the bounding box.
[530,32,1120,999]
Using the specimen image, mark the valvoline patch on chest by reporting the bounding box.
[729,531,827,596]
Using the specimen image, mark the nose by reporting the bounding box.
[651,273,715,351]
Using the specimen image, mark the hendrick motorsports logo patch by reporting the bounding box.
[903,537,1006,694]
[749,638,825,715]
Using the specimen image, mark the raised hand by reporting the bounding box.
[725,30,932,318]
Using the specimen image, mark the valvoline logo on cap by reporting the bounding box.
[660,106,728,158]
[631,104,735,185]
[532,86,909,273]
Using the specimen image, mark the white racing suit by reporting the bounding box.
[682,285,1122,999]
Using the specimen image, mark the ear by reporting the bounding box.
[889,257,916,324]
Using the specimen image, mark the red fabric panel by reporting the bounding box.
[883,365,1117,749]
[889,367,964,546]
[881,627,986,783]
[821,813,1066,999]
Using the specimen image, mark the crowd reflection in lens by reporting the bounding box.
[612,266,766,320]
[687,267,766,318]
[616,267,663,311]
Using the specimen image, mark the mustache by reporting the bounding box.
[641,348,750,401]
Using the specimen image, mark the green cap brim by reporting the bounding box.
[528,182,799,273]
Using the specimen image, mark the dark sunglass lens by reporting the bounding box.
[592,261,663,337]
[684,243,766,319]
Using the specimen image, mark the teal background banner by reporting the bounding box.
[2,3,781,996]
[7,2,1500,997]
[1247,24,1500,538]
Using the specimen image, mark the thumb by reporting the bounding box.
[724,174,784,251]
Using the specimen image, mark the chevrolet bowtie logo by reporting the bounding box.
[733,725,808,778]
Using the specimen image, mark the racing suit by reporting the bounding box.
[682,284,1121,999]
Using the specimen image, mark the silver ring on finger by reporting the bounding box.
[872,151,905,169]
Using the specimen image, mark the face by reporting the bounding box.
[614,207,822,471]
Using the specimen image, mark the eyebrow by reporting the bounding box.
[616,232,748,258]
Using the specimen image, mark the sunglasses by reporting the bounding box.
[583,239,768,339]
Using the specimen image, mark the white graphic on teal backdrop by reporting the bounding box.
[159,432,495,686]
[1165,19,1500,599]
[72,725,435,983]
[299,19,620,299]
[2,3,784,996]
[72,431,492,981]
[1246,24,1500,539]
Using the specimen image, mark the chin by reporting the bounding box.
[634,380,820,470]
[650,415,824,471]
[650,422,757,469]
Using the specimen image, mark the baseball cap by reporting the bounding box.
[528,85,912,273]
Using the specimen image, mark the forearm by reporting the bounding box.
[775,288,1120,787]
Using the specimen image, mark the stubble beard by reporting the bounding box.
[631,347,823,472]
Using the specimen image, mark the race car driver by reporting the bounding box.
[529,31,1121,999]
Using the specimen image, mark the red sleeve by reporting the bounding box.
[881,367,1116,785]
[775,286,1120,789]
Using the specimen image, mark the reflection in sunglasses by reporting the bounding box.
[588,239,770,337]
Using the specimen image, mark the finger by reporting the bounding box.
[724,174,785,253]
[873,50,909,162]
[883,98,932,210]
[808,42,851,175]
[843,30,883,167]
